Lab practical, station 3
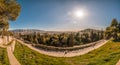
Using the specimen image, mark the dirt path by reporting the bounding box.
[7,40,21,65]
[17,39,108,57]
[116,60,120,65]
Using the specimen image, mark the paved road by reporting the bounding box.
[17,39,108,57]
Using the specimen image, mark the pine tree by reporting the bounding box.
[110,18,118,27]
[105,18,119,41]
[0,0,21,33]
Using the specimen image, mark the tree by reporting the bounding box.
[110,18,118,27]
[98,31,104,40]
[118,23,120,33]
[110,19,119,41]
[105,18,119,41]
[75,32,81,45]
[61,36,68,47]
[0,21,9,36]
[105,27,112,39]
[0,0,21,34]
[33,32,39,44]
[90,31,94,42]
[0,0,21,44]
[67,34,75,47]
[80,33,90,44]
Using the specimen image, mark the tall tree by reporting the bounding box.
[0,0,21,34]
[110,18,118,27]
[105,18,119,41]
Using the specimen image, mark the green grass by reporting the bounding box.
[14,40,120,65]
[0,48,9,65]
[13,41,69,65]
[68,40,120,65]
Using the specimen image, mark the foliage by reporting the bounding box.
[0,0,21,35]
[105,18,120,41]
[0,0,21,21]
[20,30,104,47]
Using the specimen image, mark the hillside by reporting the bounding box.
[14,40,120,65]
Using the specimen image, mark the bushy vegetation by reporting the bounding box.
[0,48,9,65]
[14,40,120,65]
[19,30,104,47]
[105,18,120,41]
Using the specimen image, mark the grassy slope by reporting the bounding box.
[0,48,9,65]
[14,40,120,65]
[13,41,69,65]
[68,41,120,65]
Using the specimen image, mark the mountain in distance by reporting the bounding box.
[79,28,103,33]
[10,29,45,34]
[10,28,103,34]
[10,29,65,34]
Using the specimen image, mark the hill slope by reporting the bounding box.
[14,40,120,65]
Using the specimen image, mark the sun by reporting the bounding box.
[74,10,84,18]
[68,9,87,24]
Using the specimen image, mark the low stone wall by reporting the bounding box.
[33,40,104,51]
[20,38,104,52]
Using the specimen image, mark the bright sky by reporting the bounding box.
[10,0,120,31]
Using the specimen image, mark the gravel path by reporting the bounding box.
[7,40,21,65]
[17,39,108,57]
[116,60,120,65]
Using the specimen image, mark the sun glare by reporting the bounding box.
[74,10,84,18]
[68,8,87,24]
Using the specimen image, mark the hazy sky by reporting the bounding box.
[10,0,120,31]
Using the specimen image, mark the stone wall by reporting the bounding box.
[21,39,104,52]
